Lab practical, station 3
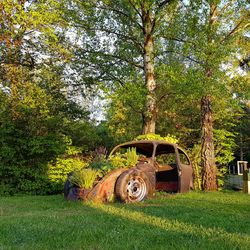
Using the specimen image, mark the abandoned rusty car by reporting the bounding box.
[64,140,194,203]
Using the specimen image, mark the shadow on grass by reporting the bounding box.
[118,192,250,235]
[1,194,250,250]
[86,201,250,250]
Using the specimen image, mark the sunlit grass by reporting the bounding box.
[0,191,250,249]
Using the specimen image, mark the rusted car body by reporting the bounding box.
[64,140,193,203]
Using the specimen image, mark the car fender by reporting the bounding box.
[86,168,127,202]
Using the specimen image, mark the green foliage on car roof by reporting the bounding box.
[134,133,179,144]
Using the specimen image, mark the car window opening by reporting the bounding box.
[155,144,179,193]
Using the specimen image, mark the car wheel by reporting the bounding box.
[115,169,150,203]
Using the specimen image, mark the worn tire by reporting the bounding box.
[115,169,150,203]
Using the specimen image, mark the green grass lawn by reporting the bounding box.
[0,191,250,250]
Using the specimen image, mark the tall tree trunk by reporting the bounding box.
[142,10,157,134]
[200,3,218,191]
[201,95,217,190]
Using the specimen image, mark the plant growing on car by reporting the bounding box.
[108,153,127,169]
[125,148,139,167]
[70,169,98,189]
[89,160,114,178]
[89,148,139,177]
[109,147,139,168]
[135,133,178,144]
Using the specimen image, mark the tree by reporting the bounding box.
[166,0,250,190]
[66,0,179,134]
[0,0,87,194]
[234,36,250,163]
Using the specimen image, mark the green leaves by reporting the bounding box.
[69,169,98,189]
[135,133,179,143]
[0,0,88,195]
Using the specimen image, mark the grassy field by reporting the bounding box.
[0,191,250,250]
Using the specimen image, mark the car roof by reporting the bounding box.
[117,140,177,147]
[109,140,178,157]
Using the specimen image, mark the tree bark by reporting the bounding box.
[141,9,157,134]
[201,95,217,190]
[200,3,218,191]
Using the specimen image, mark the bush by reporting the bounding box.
[0,163,52,195]
[86,148,139,179]
[47,144,91,193]
[109,147,139,168]
[0,132,91,195]
[214,129,236,189]
[70,169,98,189]
[89,160,114,178]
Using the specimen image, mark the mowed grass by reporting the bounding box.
[0,191,250,250]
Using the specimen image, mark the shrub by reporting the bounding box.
[89,160,114,178]
[0,121,73,195]
[109,147,139,169]
[108,153,127,169]
[88,148,139,178]
[70,169,98,189]
[214,129,236,189]
[47,156,89,182]
[47,144,91,193]
[124,147,139,167]
[0,163,52,195]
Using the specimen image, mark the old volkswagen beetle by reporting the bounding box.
[64,140,193,203]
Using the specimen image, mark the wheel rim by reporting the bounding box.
[126,176,147,202]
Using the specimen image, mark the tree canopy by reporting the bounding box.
[0,0,249,194]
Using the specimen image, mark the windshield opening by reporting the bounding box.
[111,143,154,157]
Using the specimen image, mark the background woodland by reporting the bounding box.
[0,0,249,195]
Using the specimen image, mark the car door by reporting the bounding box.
[176,148,193,193]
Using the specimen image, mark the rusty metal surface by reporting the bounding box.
[178,163,193,193]
[111,140,193,194]
[109,140,175,157]
[86,168,127,202]
[135,162,156,197]
[65,140,194,202]
[115,168,150,202]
